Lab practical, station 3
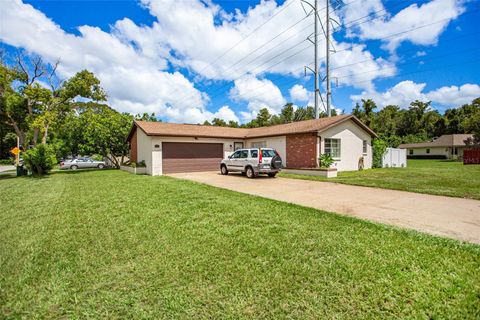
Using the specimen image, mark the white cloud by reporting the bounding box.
[0,0,209,123]
[230,75,286,115]
[351,80,428,108]
[117,0,391,89]
[341,0,465,51]
[351,81,480,108]
[289,84,308,101]
[426,84,480,106]
[0,0,465,123]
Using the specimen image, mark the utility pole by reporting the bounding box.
[314,0,319,119]
[325,0,331,117]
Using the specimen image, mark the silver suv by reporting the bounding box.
[220,148,283,178]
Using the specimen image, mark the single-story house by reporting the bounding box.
[399,134,473,160]
[127,114,377,175]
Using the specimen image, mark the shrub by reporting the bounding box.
[318,153,334,168]
[0,159,13,165]
[130,160,146,168]
[23,144,57,175]
[373,139,387,168]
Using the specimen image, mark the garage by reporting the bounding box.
[162,142,224,174]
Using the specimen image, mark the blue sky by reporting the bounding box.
[1,0,479,123]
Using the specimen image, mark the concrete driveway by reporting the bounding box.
[169,171,480,244]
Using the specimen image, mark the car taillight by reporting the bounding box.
[259,149,263,163]
[60,162,64,166]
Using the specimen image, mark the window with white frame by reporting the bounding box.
[251,141,267,148]
[363,140,368,154]
[324,138,341,159]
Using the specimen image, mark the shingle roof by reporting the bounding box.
[129,114,377,141]
[399,134,473,149]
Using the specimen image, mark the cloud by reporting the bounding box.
[351,80,480,108]
[117,0,392,89]
[1,0,464,123]
[426,84,480,106]
[230,75,286,115]
[341,0,465,51]
[0,0,209,123]
[289,84,308,101]
[351,80,428,108]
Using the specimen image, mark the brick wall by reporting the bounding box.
[130,128,138,163]
[286,133,318,168]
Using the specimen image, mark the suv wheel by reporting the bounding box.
[220,165,228,175]
[246,166,256,179]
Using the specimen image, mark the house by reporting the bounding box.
[127,114,377,175]
[399,134,473,159]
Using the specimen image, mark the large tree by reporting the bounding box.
[61,103,133,168]
[0,54,106,146]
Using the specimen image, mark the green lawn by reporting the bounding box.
[1,170,479,318]
[280,160,480,199]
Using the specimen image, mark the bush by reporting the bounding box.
[0,159,13,165]
[318,154,334,168]
[23,144,57,175]
[373,139,387,168]
[130,160,146,168]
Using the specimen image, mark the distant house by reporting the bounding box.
[127,114,377,175]
[399,134,473,159]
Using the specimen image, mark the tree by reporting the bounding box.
[255,108,272,127]
[0,54,106,146]
[135,113,158,121]
[293,106,315,121]
[211,118,228,127]
[280,103,294,123]
[227,120,239,128]
[62,103,132,168]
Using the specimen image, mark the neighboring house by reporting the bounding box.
[127,114,377,175]
[399,134,473,159]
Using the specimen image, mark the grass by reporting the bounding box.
[1,170,479,319]
[280,159,480,199]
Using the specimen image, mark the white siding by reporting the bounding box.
[245,136,286,162]
[408,147,448,157]
[320,119,373,171]
[149,136,239,176]
[136,129,153,175]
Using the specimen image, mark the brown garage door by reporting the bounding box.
[162,142,224,174]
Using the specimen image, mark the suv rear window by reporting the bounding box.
[261,149,276,157]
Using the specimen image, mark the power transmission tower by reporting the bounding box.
[301,0,322,119]
[325,0,331,117]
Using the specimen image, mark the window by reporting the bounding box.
[251,141,267,148]
[261,149,276,157]
[409,149,413,155]
[250,150,258,158]
[426,148,430,154]
[363,140,368,154]
[239,150,248,158]
[454,147,458,155]
[325,138,341,159]
[231,151,241,159]
[234,142,244,150]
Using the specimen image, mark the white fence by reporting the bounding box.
[382,148,407,168]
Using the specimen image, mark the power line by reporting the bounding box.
[334,46,480,81]
[334,57,480,89]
